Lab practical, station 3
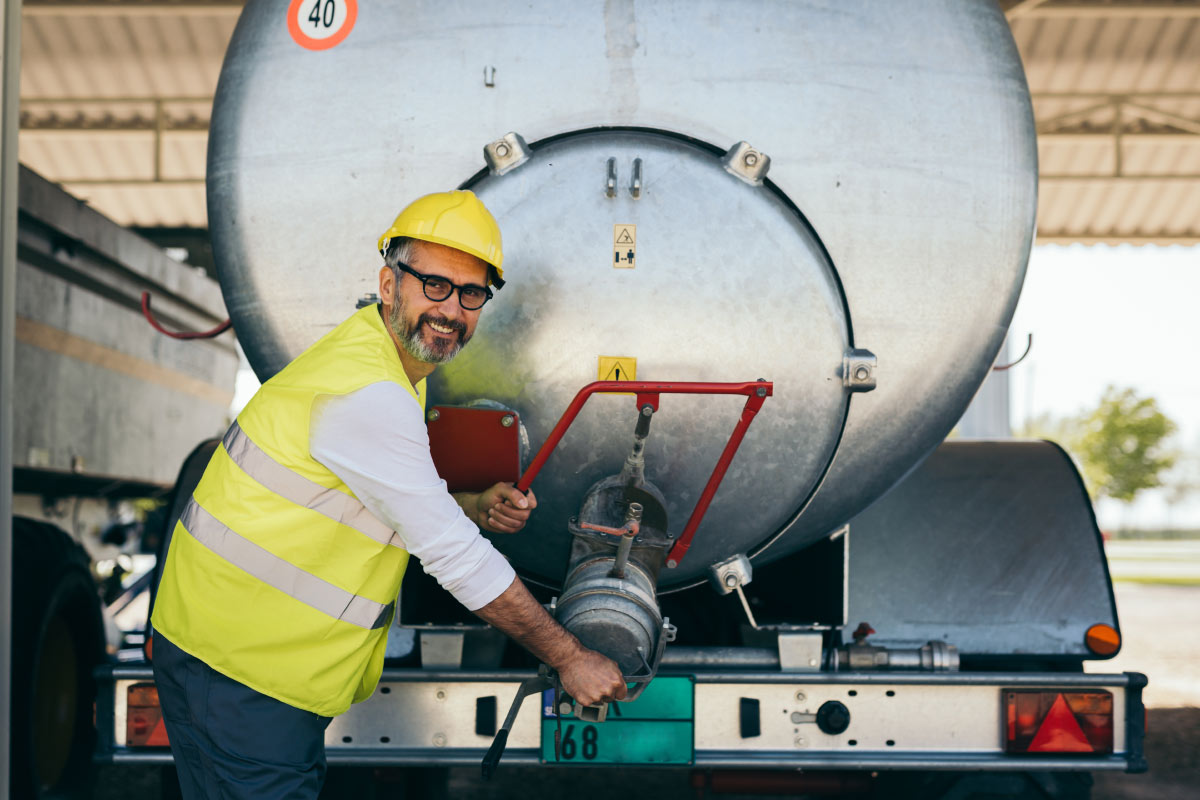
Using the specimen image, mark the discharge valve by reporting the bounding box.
[482,379,771,777]
[555,399,677,723]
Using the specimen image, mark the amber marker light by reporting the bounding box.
[1085,623,1121,656]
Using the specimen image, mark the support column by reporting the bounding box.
[0,0,23,792]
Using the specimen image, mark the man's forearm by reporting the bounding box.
[472,576,582,670]
[452,491,482,526]
[475,576,628,706]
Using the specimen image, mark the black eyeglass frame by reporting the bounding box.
[393,260,494,310]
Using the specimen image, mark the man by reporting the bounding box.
[151,190,626,799]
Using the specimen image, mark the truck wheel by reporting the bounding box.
[11,517,106,799]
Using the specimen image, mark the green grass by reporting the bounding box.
[1108,528,1200,541]
[1111,575,1200,586]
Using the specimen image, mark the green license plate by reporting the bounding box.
[541,719,693,765]
[540,677,694,765]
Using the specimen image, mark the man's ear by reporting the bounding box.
[379,265,395,303]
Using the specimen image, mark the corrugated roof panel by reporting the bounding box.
[1011,5,1200,243]
[20,11,232,98]
[19,7,229,227]
[1068,177,1109,232]
[21,130,157,179]
[58,182,209,228]
[14,4,1200,241]
[160,131,207,180]
[1089,183,1122,238]
[1086,181,1129,234]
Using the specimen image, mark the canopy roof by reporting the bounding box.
[17,0,1200,244]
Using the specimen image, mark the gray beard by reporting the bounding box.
[388,298,467,365]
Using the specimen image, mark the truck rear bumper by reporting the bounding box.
[96,665,1147,773]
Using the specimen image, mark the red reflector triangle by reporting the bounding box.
[147,718,171,747]
[1028,694,1092,753]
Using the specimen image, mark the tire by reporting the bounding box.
[11,517,106,800]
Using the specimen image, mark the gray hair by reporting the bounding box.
[383,236,417,277]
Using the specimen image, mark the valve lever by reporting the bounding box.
[482,666,554,779]
[735,584,759,629]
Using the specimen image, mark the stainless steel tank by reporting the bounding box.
[207,0,1036,590]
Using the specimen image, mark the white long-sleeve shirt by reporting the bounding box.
[309,381,516,611]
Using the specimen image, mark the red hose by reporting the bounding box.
[141,291,232,340]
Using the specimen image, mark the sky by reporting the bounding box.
[1007,244,1200,530]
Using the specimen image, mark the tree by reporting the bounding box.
[1067,386,1177,502]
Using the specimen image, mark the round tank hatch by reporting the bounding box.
[432,129,851,590]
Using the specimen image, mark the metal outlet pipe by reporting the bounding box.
[661,647,781,669]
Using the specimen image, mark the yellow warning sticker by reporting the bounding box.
[598,356,637,383]
[613,224,636,269]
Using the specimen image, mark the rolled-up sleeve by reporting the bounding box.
[309,381,515,611]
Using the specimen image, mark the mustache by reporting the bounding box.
[418,313,467,337]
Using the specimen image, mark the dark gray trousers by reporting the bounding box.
[153,634,333,800]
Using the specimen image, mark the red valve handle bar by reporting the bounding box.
[580,520,640,537]
[515,380,773,568]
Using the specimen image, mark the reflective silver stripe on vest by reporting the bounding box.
[222,421,402,549]
[181,500,393,630]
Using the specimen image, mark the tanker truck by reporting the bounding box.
[88,0,1145,797]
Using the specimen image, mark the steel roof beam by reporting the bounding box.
[1007,0,1200,18]
[23,0,241,15]
[1034,91,1200,99]
[1041,173,1200,180]
[20,118,209,131]
[55,177,204,185]
[1040,131,1200,140]
[1005,0,1054,18]
[1037,234,1200,244]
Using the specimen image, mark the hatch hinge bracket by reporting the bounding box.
[483,132,532,176]
[843,348,877,392]
[721,141,771,185]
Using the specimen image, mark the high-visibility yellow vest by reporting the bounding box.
[152,305,424,717]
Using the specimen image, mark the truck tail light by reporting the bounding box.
[1005,690,1113,754]
[127,683,170,747]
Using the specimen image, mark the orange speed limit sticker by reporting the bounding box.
[288,0,358,51]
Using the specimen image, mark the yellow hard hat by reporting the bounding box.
[377,190,504,285]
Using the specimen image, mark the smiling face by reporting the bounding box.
[379,239,491,384]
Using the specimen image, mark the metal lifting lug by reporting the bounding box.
[721,141,771,185]
[483,132,532,176]
[843,348,877,392]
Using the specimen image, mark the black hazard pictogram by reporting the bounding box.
[598,356,637,383]
[612,224,637,269]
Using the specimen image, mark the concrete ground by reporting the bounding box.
[1088,582,1200,800]
[1086,582,1200,709]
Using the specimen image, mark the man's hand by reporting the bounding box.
[556,647,628,707]
[459,482,537,534]
[472,577,627,707]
